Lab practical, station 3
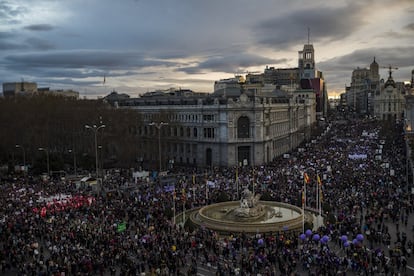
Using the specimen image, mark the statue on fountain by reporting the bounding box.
[233,188,265,218]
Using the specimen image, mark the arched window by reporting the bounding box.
[193,127,197,137]
[237,116,250,138]
[186,127,191,137]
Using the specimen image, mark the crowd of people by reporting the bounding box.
[0,115,413,276]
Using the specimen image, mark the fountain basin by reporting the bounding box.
[189,201,305,233]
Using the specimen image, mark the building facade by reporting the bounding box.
[2,81,79,98]
[217,43,327,119]
[109,87,316,168]
[374,68,405,121]
[346,58,380,115]
[2,82,38,96]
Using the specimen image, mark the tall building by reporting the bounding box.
[411,69,414,89]
[298,44,316,79]
[218,43,327,118]
[346,58,380,115]
[403,69,414,187]
[374,67,405,121]
[2,81,37,96]
[262,67,299,87]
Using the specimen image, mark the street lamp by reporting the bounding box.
[149,122,169,173]
[68,149,77,176]
[85,124,106,179]
[38,147,49,176]
[98,145,103,177]
[15,144,26,173]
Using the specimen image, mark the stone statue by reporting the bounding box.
[233,188,264,218]
[240,188,261,208]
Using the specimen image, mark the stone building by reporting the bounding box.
[2,81,79,98]
[374,67,405,121]
[107,85,316,168]
[346,58,380,115]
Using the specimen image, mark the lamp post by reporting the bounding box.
[15,144,26,173]
[85,124,106,179]
[149,122,168,173]
[38,147,49,176]
[68,149,77,176]
[98,145,103,177]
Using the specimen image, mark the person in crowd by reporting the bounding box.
[0,116,412,275]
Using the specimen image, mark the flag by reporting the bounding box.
[304,172,310,184]
[117,221,127,233]
[182,188,186,201]
[40,207,47,217]
[317,174,322,186]
[319,189,323,203]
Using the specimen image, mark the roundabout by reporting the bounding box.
[186,188,309,233]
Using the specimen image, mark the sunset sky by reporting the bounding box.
[1,0,413,98]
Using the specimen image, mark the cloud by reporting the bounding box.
[318,46,414,92]
[0,1,27,24]
[0,0,412,97]
[4,50,179,70]
[178,54,287,74]
[252,3,367,49]
[319,46,414,71]
[24,37,56,50]
[0,31,25,49]
[24,24,54,31]
[404,23,414,31]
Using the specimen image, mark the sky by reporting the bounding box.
[0,0,413,99]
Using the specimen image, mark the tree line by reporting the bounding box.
[0,95,160,175]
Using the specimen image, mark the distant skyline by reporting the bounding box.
[1,0,413,99]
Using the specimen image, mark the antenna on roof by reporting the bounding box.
[307,27,310,44]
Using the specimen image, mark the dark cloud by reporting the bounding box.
[0,32,26,49]
[0,0,412,97]
[318,46,414,71]
[24,37,56,50]
[0,31,15,39]
[177,54,287,74]
[253,3,367,49]
[24,24,54,31]
[0,41,27,50]
[404,23,414,31]
[318,46,414,91]
[4,50,178,70]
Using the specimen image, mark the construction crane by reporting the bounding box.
[382,65,398,79]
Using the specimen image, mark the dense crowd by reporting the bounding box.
[0,116,413,276]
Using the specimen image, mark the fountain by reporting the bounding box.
[188,188,307,233]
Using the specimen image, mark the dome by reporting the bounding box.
[385,77,396,88]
